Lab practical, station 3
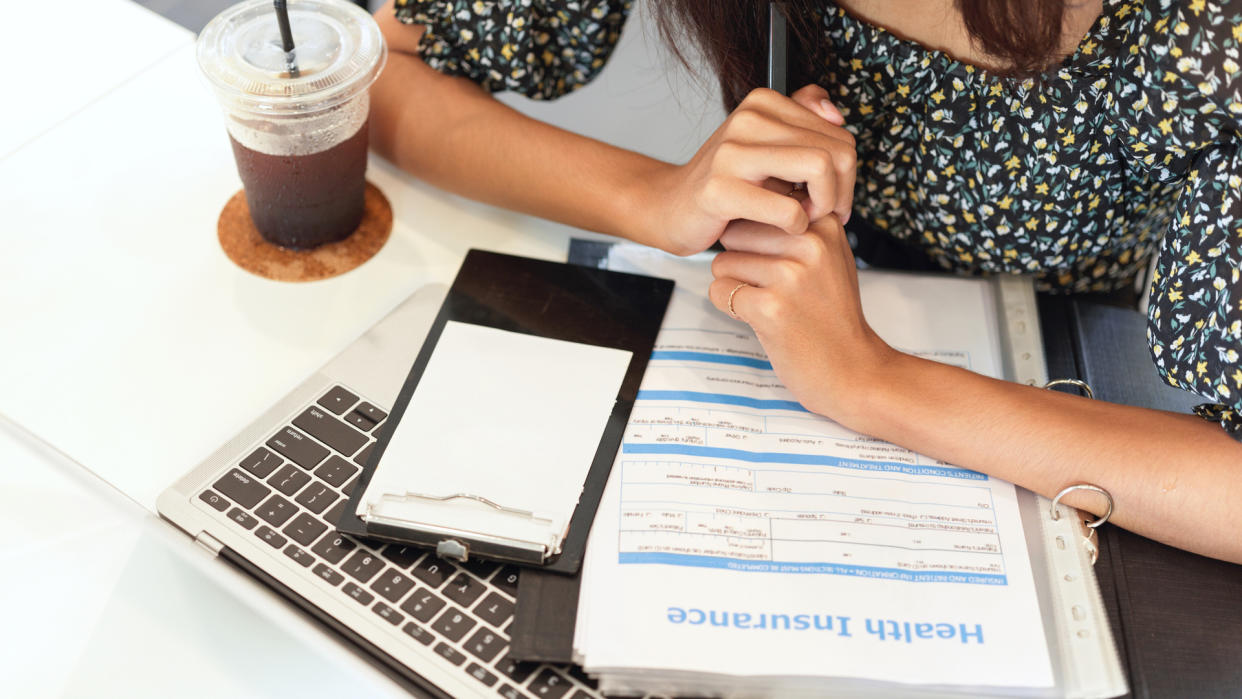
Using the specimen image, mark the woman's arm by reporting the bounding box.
[369,2,857,255]
[709,217,1242,564]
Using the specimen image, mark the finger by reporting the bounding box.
[708,276,764,323]
[736,88,847,139]
[711,250,798,289]
[834,154,855,224]
[719,220,801,255]
[790,84,845,126]
[716,143,838,222]
[731,98,855,154]
[699,176,809,235]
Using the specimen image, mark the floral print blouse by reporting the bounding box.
[394,0,1242,435]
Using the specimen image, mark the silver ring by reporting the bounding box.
[1044,378,1094,400]
[727,282,749,319]
[1050,483,1114,529]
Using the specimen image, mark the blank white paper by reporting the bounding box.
[359,321,632,552]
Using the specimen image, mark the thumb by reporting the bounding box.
[790,84,844,126]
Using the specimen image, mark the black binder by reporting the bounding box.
[1040,296,1242,699]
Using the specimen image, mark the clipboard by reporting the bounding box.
[336,249,673,574]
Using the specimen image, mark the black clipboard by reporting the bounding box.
[337,249,672,575]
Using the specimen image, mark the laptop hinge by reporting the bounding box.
[194,531,225,556]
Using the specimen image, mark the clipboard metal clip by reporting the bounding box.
[360,490,561,565]
[385,491,538,518]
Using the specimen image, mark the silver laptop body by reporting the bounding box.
[157,283,592,699]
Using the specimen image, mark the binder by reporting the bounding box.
[336,249,673,574]
[509,240,1126,698]
[1040,297,1242,698]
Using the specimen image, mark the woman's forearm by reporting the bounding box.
[846,352,1242,563]
[369,15,672,248]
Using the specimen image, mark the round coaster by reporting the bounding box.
[217,182,392,282]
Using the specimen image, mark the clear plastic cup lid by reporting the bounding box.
[197,0,386,115]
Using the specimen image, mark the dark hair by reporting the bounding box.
[653,0,1069,110]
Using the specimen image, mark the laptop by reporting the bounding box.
[157,282,596,699]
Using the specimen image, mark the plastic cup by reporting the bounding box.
[198,0,386,249]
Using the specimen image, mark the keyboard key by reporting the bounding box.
[343,582,374,606]
[255,525,287,549]
[214,469,270,509]
[381,544,424,570]
[370,569,416,603]
[461,558,499,581]
[372,601,402,625]
[293,406,367,457]
[255,494,297,527]
[568,692,593,699]
[411,555,456,588]
[400,588,446,623]
[313,563,344,586]
[239,447,283,478]
[401,622,434,646]
[227,507,258,530]
[465,662,498,687]
[283,513,327,547]
[295,482,337,515]
[317,386,358,415]
[496,656,536,684]
[528,669,570,699]
[283,545,314,568]
[445,573,486,608]
[463,628,506,663]
[352,441,375,467]
[475,592,515,628]
[341,551,385,583]
[321,499,347,528]
[198,489,229,512]
[565,665,597,690]
[267,427,329,470]
[314,455,358,488]
[494,566,520,597]
[356,402,387,423]
[433,642,467,666]
[344,410,377,432]
[311,532,357,565]
[431,607,476,642]
[342,476,359,497]
[268,464,310,496]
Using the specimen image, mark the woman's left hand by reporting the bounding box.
[708,215,896,425]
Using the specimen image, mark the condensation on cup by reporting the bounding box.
[198,0,386,249]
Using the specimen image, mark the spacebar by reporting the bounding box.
[293,406,367,456]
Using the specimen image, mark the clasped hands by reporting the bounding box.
[650,85,894,426]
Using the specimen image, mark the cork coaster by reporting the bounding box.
[217,182,392,282]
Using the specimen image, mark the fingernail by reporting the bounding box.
[820,99,844,124]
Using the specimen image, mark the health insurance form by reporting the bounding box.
[575,245,1055,692]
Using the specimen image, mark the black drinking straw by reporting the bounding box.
[273,0,300,78]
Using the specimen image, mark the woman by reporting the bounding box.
[369,0,1242,562]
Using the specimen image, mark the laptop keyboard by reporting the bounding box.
[195,385,596,699]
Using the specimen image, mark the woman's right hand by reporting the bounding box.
[641,84,857,256]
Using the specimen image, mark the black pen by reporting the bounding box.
[767,1,788,96]
[768,3,806,197]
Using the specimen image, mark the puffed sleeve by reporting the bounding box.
[1136,1,1242,436]
[393,0,631,99]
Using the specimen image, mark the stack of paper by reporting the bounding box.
[572,246,1068,696]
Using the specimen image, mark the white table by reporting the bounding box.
[0,1,719,696]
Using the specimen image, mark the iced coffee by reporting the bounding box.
[198,0,386,249]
